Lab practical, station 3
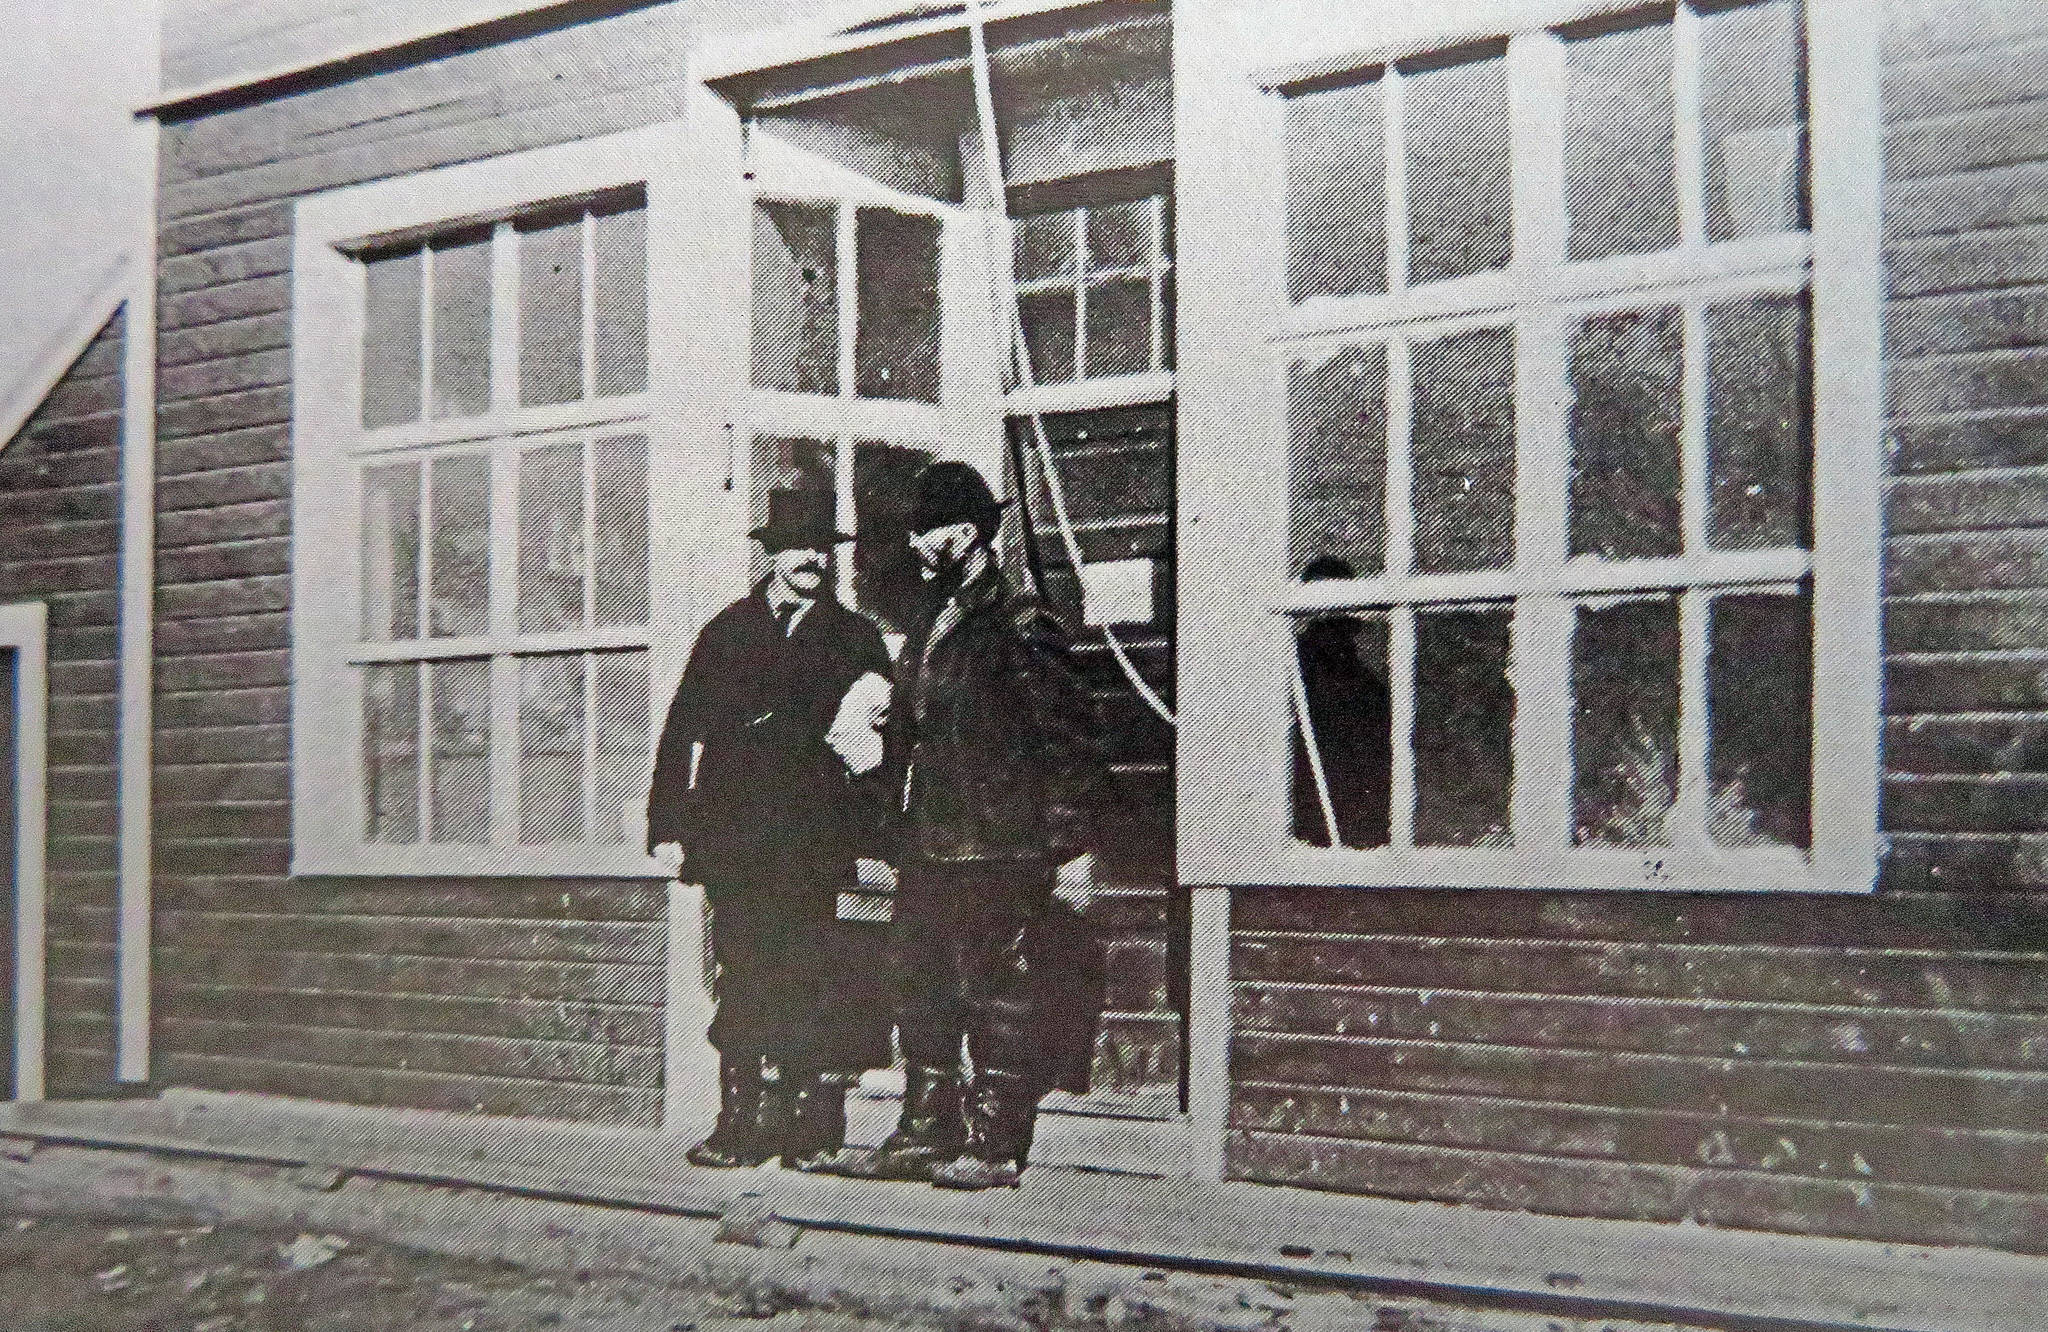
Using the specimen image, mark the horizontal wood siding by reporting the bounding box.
[0,311,125,1097]
[1225,0,2048,1253]
[149,4,711,1125]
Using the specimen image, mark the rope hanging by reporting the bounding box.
[964,0,1178,730]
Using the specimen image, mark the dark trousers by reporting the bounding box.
[889,857,1054,1078]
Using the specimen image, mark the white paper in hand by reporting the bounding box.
[827,671,892,775]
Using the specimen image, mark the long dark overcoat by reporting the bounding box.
[647,583,893,1069]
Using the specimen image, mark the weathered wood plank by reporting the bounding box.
[1889,470,2048,535]
[156,909,662,966]
[156,1017,662,1088]
[157,538,292,587]
[151,944,662,1006]
[1887,348,2048,417]
[1233,982,2048,1073]
[1888,222,2048,299]
[1230,1129,2048,1252]
[160,982,662,1047]
[155,1049,662,1127]
[1886,100,2048,183]
[1886,594,2048,654]
[1230,934,2048,1013]
[1231,1083,2048,1195]
[1883,774,2048,834]
[161,875,668,920]
[1230,885,2048,950]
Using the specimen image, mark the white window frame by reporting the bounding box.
[0,600,48,1100]
[292,124,693,878]
[739,130,1009,615]
[1177,0,1882,894]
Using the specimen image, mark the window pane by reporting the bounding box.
[1086,199,1150,272]
[429,234,492,419]
[1019,288,1077,384]
[1014,209,1077,283]
[1292,611,1393,849]
[519,654,586,843]
[753,201,840,395]
[855,208,942,403]
[1701,0,1806,241]
[520,213,586,406]
[363,663,420,845]
[1708,590,1811,847]
[1413,605,1515,846]
[1287,77,1388,302]
[1412,327,1516,573]
[1085,276,1153,378]
[429,658,491,844]
[594,651,651,847]
[1404,48,1513,284]
[1288,345,1389,578]
[750,435,836,582]
[359,461,421,642]
[853,440,937,635]
[519,440,586,634]
[1569,306,1684,559]
[429,453,491,638]
[1707,292,1810,549]
[1572,596,1680,846]
[1566,14,1680,261]
[593,203,649,397]
[594,435,649,628]
[362,249,423,428]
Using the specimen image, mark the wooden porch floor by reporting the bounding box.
[0,1091,2039,1332]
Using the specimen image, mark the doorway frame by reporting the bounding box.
[0,601,48,1102]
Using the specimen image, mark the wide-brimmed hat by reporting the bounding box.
[750,488,853,551]
[906,461,1010,537]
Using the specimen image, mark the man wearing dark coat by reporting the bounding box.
[829,461,1108,1191]
[646,488,893,1170]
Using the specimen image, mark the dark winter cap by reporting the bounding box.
[906,460,1010,537]
[750,488,854,552]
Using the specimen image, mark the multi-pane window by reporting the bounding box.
[1279,0,1816,883]
[354,193,653,850]
[748,193,954,637]
[1013,194,1175,385]
[752,199,943,404]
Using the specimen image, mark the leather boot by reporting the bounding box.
[931,1070,1039,1190]
[783,1072,848,1172]
[685,1055,774,1168]
[817,1065,964,1181]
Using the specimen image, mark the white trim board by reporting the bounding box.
[0,254,131,455]
[0,602,49,1102]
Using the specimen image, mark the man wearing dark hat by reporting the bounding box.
[647,488,894,1170]
[830,460,1107,1190]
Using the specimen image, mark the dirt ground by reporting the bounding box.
[0,1210,918,1332]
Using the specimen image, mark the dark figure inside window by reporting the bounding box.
[1291,556,1393,848]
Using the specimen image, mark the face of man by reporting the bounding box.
[769,544,830,598]
[908,521,981,581]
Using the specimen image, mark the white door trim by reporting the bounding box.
[0,600,49,1101]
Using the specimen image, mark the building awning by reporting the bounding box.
[699,0,1169,204]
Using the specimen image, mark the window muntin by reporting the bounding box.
[352,195,654,852]
[1013,193,1175,385]
[751,199,943,404]
[1279,0,1816,883]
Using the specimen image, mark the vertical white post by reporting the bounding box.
[1183,885,1232,1182]
[4,602,49,1102]
[116,100,162,1085]
[663,877,717,1133]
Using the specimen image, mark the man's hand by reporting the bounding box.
[1054,852,1096,912]
[651,841,685,879]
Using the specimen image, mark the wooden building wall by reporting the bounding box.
[1228,0,2048,1252]
[0,311,127,1097]
[148,1,735,1127]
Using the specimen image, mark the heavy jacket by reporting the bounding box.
[882,562,1106,864]
[647,583,891,883]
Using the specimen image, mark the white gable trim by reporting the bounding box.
[0,254,130,455]
[0,601,49,1102]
